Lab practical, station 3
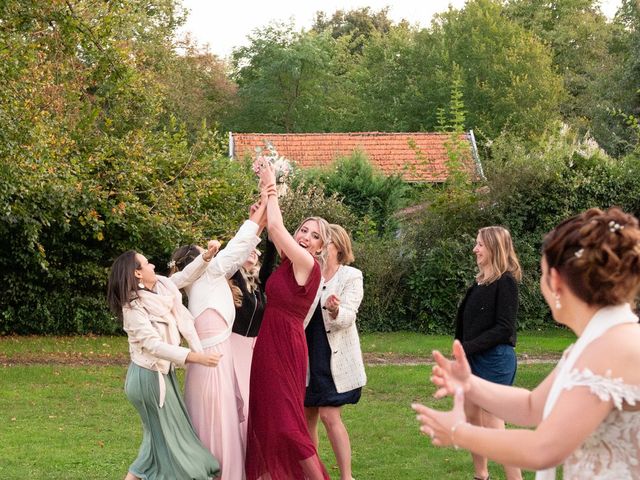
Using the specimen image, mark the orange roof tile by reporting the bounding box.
[230,132,480,183]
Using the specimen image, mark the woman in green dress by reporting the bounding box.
[107,245,221,480]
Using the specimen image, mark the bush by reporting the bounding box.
[279,181,357,232]
[399,128,640,333]
[298,150,408,236]
[352,233,410,332]
[405,235,476,334]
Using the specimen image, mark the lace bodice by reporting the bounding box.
[562,367,640,479]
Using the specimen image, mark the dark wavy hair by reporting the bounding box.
[169,243,243,307]
[106,250,141,321]
[169,244,202,276]
[542,207,640,306]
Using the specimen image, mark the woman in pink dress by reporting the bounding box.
[169,200,266,480]
[245,160,331,480]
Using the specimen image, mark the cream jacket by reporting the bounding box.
[123,293,200,370]
[319,265,367,393]
[123,255,208,374]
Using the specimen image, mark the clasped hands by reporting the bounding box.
[412,339,472,448]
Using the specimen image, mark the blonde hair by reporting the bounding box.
[476,226,522,285]
[294,216,331,266]
[329,224,355,265]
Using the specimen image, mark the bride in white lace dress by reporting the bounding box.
[413,207,640,479]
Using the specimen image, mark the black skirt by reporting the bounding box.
[304,304,362,407]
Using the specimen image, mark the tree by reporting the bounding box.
[505,0,631,155]
[347,24,424,131]
[229,22,354,132]
[422,0,565,141]
[311,7,394,55]
[162,36,238,139]
[344,0,564,141]
[0,0,255,334]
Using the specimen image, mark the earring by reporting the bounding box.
[554,293,562,310]
[138,281,145,290]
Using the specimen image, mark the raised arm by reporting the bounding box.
[413,379,613,471]
[256,160,315,286]
[431,339,554,426]
[170,241,220,289]
[208,218,262,280]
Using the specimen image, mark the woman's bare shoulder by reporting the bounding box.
[577,323,640,381]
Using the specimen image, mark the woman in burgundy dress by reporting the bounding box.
[246,159,331,480]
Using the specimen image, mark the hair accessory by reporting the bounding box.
[609,220,624,233]
[167,260,176,269]
[574,248,584,258]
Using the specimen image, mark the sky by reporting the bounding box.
[177,0,623,59]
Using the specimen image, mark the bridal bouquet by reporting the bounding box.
[255,141,293,197]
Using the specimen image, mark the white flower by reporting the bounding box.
[256,140,294,189]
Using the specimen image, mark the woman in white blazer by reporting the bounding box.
[305,224,366,480]
[106,245,221,480]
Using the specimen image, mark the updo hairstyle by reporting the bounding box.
[542,207,640,306]
[169,245,201,276]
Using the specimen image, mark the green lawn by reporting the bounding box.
[362,329,573,358]
[0,329,574,359]
[0,363,552,480]
[0,333,565,479]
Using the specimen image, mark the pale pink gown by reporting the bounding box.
[185,309,245,480]
[230,332,257,444]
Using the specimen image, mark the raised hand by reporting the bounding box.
[249,198,267,228]
[431,339,472,399]
[202,240,221,262]
[412,387,468,448]
[253,156,276,188]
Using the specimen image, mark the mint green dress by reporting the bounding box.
[125,363,220,480]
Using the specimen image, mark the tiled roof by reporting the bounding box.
[230,132,479,182]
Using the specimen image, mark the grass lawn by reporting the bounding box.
[0,329,574,360]
[0,333,565,479]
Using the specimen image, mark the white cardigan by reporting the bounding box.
[318,265,367,393]
[183,220,261,330]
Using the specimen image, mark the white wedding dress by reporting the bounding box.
[560,367,640,479]
[536,304,640,480]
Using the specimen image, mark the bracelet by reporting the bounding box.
[450,420,467,450]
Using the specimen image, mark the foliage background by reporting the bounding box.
[1,0,639,334]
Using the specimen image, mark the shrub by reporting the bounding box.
[352,232,410,332]
[297,150,409,237]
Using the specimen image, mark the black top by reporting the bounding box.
[454,273,518,356]
[231,239,276,337]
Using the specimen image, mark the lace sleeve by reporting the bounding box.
[563,368,640,410]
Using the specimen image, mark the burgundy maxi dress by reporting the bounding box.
[245,257,329,480]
